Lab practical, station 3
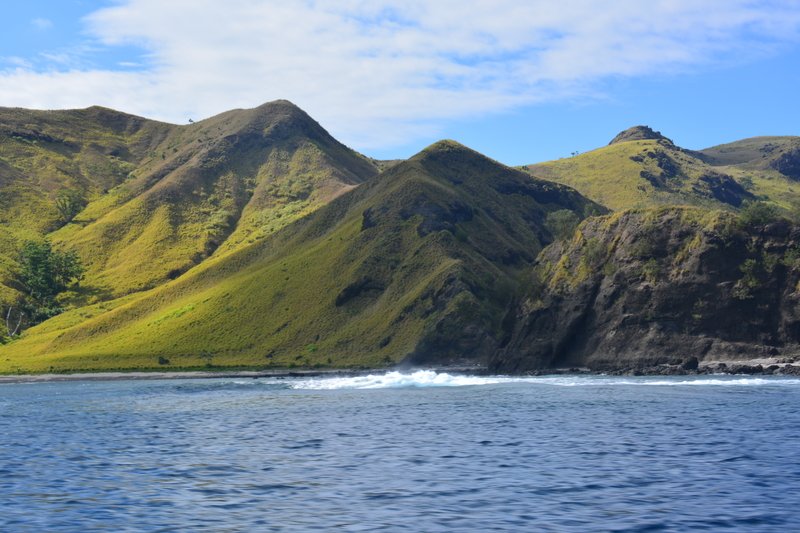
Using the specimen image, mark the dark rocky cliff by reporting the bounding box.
[493,208,800,372]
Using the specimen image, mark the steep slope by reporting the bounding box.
[522,128,800,212]
[494,207,800,373]
[49,100,379,299]
[0,106,175,302]
[0,141,603,373]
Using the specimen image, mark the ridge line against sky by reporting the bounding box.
[1,0,800,164]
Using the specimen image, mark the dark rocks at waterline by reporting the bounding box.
[518,362,800,377]
[681,356,699,371]
[776,364,800,375]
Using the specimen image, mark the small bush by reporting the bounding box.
[733,258,761,299]
[782,247,800,271]
[54,190,87,225]
[545,209,581,241]
[583,237,607,266]
[602,261,617,277]
[642,258,660,283]
[738,201,779,227]
[763,252,780,274]
[738,176,755,190]
[630,234,658,259]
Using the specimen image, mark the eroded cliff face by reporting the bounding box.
[494,208,800,372]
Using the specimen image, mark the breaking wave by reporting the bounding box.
[289,370,521,390]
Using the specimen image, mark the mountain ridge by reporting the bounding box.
[0,99,379,303]
[0,136,601,372]
[2,102,799,374]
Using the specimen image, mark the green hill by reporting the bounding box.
[0,140,602,373]
[522,127,800,213]
[0,101,378,306]
[0,106,175,302]
[54,101,376,298]
[4,104,799,375]
[697,136,800,176]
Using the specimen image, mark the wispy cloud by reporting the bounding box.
[2,1,799,148]
[2,57,34,69]
[31,18,53,30]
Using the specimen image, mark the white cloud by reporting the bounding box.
[31,18,53,30]
[2,1,800,149]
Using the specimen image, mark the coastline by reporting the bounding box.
[2,358,800,384]
[0,364,487,384]
[520,357,800,377]
[0,368,377,385]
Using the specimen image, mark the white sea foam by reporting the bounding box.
[289,370,523,390]
[287,371,800,390]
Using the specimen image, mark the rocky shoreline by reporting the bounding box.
[523,357,800,376]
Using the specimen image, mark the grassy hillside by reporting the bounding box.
[49,101,379,299]
[0,101,378,307]
[698,136,800,170]
[4,106,796,374]
[522,127,800,213]
[0,141,602,373]
[0,106,175,303]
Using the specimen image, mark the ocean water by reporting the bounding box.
[1,371,800,532]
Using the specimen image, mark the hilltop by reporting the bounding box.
[0,101,378,304]
[522,127,800,213]
[608,125,673,145]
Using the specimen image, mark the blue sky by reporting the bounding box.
[1,1,799,165]
[1,2,140,70]
[441,47,800,164]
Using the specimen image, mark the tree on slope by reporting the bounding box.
[3,241,84,338]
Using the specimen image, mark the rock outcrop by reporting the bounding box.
[772,147,800,180]
[493,207,800,372]
[609,125,673,145]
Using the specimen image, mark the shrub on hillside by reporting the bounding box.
[545,209,581,241]
[4,241,85,336]
[54,189,87,226]
[738,201,780,227]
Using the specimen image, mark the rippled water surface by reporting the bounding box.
[2,372,800,531]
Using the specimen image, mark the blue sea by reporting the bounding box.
[1,371,800,532]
